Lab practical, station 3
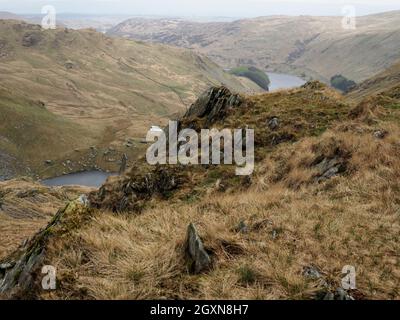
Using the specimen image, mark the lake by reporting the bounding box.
[267,72,306,91]
[42,171,116,188]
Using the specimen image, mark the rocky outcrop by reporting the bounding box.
[89,87,244,212]
[0,199,93,298]
[313,156,347,182]
[307,141,352,183]
[184,86,243,126]
[22,31,43,47]
[89,166,183,212]
[301,81,327,91]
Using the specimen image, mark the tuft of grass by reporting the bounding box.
[238,265,259,285]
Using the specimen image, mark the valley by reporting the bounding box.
[108,11,400,83]
[0,4,400,302]
[0,19,258,181]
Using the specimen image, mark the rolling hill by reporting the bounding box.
[108,11,400,83]
[0,20,258,179]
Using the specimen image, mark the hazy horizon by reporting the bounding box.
[1,0,400,18]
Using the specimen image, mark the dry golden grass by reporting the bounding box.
[3,82,399,300]
[41,121,400,300]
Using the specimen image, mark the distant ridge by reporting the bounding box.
[108,10,400,83]
[0,11,25,21]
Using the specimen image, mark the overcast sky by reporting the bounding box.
[1,0,400,17]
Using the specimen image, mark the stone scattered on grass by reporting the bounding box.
[185,223,211,274]
[267,116,279,130]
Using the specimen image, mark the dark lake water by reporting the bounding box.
[42,171,116,188]
[267,72,306,91]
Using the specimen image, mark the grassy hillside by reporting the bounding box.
[0,89,96,179]
[0,20,255,178]
[2,79,400,300]
[347,60,400,103]
[108,11,400,83]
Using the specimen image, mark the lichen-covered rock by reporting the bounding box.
[303,265,323,280]
[89,166,183,212]
[267,116,279,130]
[185,223,211,274]
[313,156,348,182]
[0,199,94,299]
[184,86,242,125]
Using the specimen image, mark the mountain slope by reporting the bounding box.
[2,82,400,300]
[0,20,257,178]
[108,11,400,83]
[0,89,95,180]
[346,60,400,103]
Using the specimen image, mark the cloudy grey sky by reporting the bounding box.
[1,0,400,17]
